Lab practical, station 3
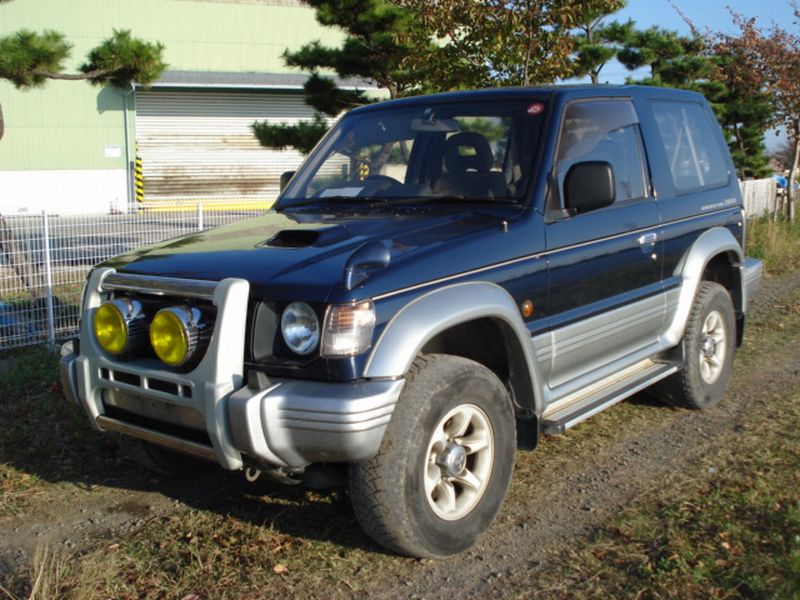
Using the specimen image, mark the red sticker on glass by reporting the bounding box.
[527,102,544,116]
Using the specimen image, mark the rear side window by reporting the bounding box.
[650,101,729,193]
[555,99,648,205]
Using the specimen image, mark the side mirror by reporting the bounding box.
[563,161,615,215]
[279,170,296,193]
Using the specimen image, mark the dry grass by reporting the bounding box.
[746,217,800,275]
[2,279,800,598]
[0,546,73,600]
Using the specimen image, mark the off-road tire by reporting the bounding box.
[348,354,516,558]
[657,281,736,409]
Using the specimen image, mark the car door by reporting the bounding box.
[544,98,664,391]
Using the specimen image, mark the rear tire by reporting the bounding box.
[657,281,736,409]
[349,354,516,558]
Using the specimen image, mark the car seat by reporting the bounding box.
[433,132,507,198]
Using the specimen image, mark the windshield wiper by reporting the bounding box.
[279,196,365,210]
[364,196,520,207]
[280,195,520,211]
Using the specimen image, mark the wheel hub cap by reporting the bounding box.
[702,337,716,358]
[699,309,726,384]
[437,443,468,478]
[423,403,495,521]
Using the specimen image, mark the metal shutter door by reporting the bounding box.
[135,90,312,201]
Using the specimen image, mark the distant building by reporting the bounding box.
[0,0,360,214]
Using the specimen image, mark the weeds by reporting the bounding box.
[0,546,73,600]
[523,393,800,600]
[0,346,127,516]
[746,216,800,274]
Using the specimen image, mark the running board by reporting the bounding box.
[540,360,678,435]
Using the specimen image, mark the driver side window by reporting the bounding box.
[553,99,648,214]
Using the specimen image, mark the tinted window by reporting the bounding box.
[650,100,729,192]
[555,100,648,206]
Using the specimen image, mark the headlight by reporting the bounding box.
[149,306,204,367]
[321,301,376,357]
[93,298,145,355]
[281,302,320,356]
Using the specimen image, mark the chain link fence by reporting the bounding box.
[0,201,270,350]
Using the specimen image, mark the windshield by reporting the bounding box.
[278,98,547,209]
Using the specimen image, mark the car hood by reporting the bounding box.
[101,208,516,302]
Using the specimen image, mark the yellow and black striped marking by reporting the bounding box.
[134,146,144,204]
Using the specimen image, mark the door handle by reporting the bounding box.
[638,233,658,247]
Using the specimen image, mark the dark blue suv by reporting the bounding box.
[61,85,762,558]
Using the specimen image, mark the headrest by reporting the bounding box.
[444,132,493,173]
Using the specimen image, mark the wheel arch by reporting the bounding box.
[365,282,543,414]
[662,227,744,348]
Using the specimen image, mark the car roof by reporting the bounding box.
[349,85,707,114]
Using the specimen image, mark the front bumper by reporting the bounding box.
[59,268,403,470]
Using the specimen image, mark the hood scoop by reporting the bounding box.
[265,229,320,248]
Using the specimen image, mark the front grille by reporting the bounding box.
[99,367,193,400]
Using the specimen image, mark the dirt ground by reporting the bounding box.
[1,269,799,598]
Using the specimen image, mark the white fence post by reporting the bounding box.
[197,203,204,232]
[41,210,56,347]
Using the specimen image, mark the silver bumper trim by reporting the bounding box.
[102,272,217,300]
[59,340,80,405]
[228,378,404,468]
[65,268,251,470]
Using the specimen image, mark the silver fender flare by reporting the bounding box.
[364,281,543,412]
[661,227,743,347]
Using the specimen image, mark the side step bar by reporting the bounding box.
[96,415,218,462]
[541,360,678,435]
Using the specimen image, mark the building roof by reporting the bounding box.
[148,70,376,91]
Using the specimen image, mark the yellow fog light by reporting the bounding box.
[149,306,204,367]
[94,302,127,354]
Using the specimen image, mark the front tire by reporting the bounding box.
[658,281,736,409]
[349,354,516,558]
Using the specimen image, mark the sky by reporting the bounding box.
[585,0,798,151]
[596,0,798,84]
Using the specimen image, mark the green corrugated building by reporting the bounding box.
[0,0,351,214]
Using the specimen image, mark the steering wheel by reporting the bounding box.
[362,174,401,186]
[358,174,401,196]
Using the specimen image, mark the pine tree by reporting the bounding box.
[0,1,166,293]
[0,4,166,142]
[572,17,633,84]
[619,26,772,179]
[255,0,627,154]
[252,0,441,154]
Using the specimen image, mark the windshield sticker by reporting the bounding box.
[319,187,363,198]
[527,102,544,116]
